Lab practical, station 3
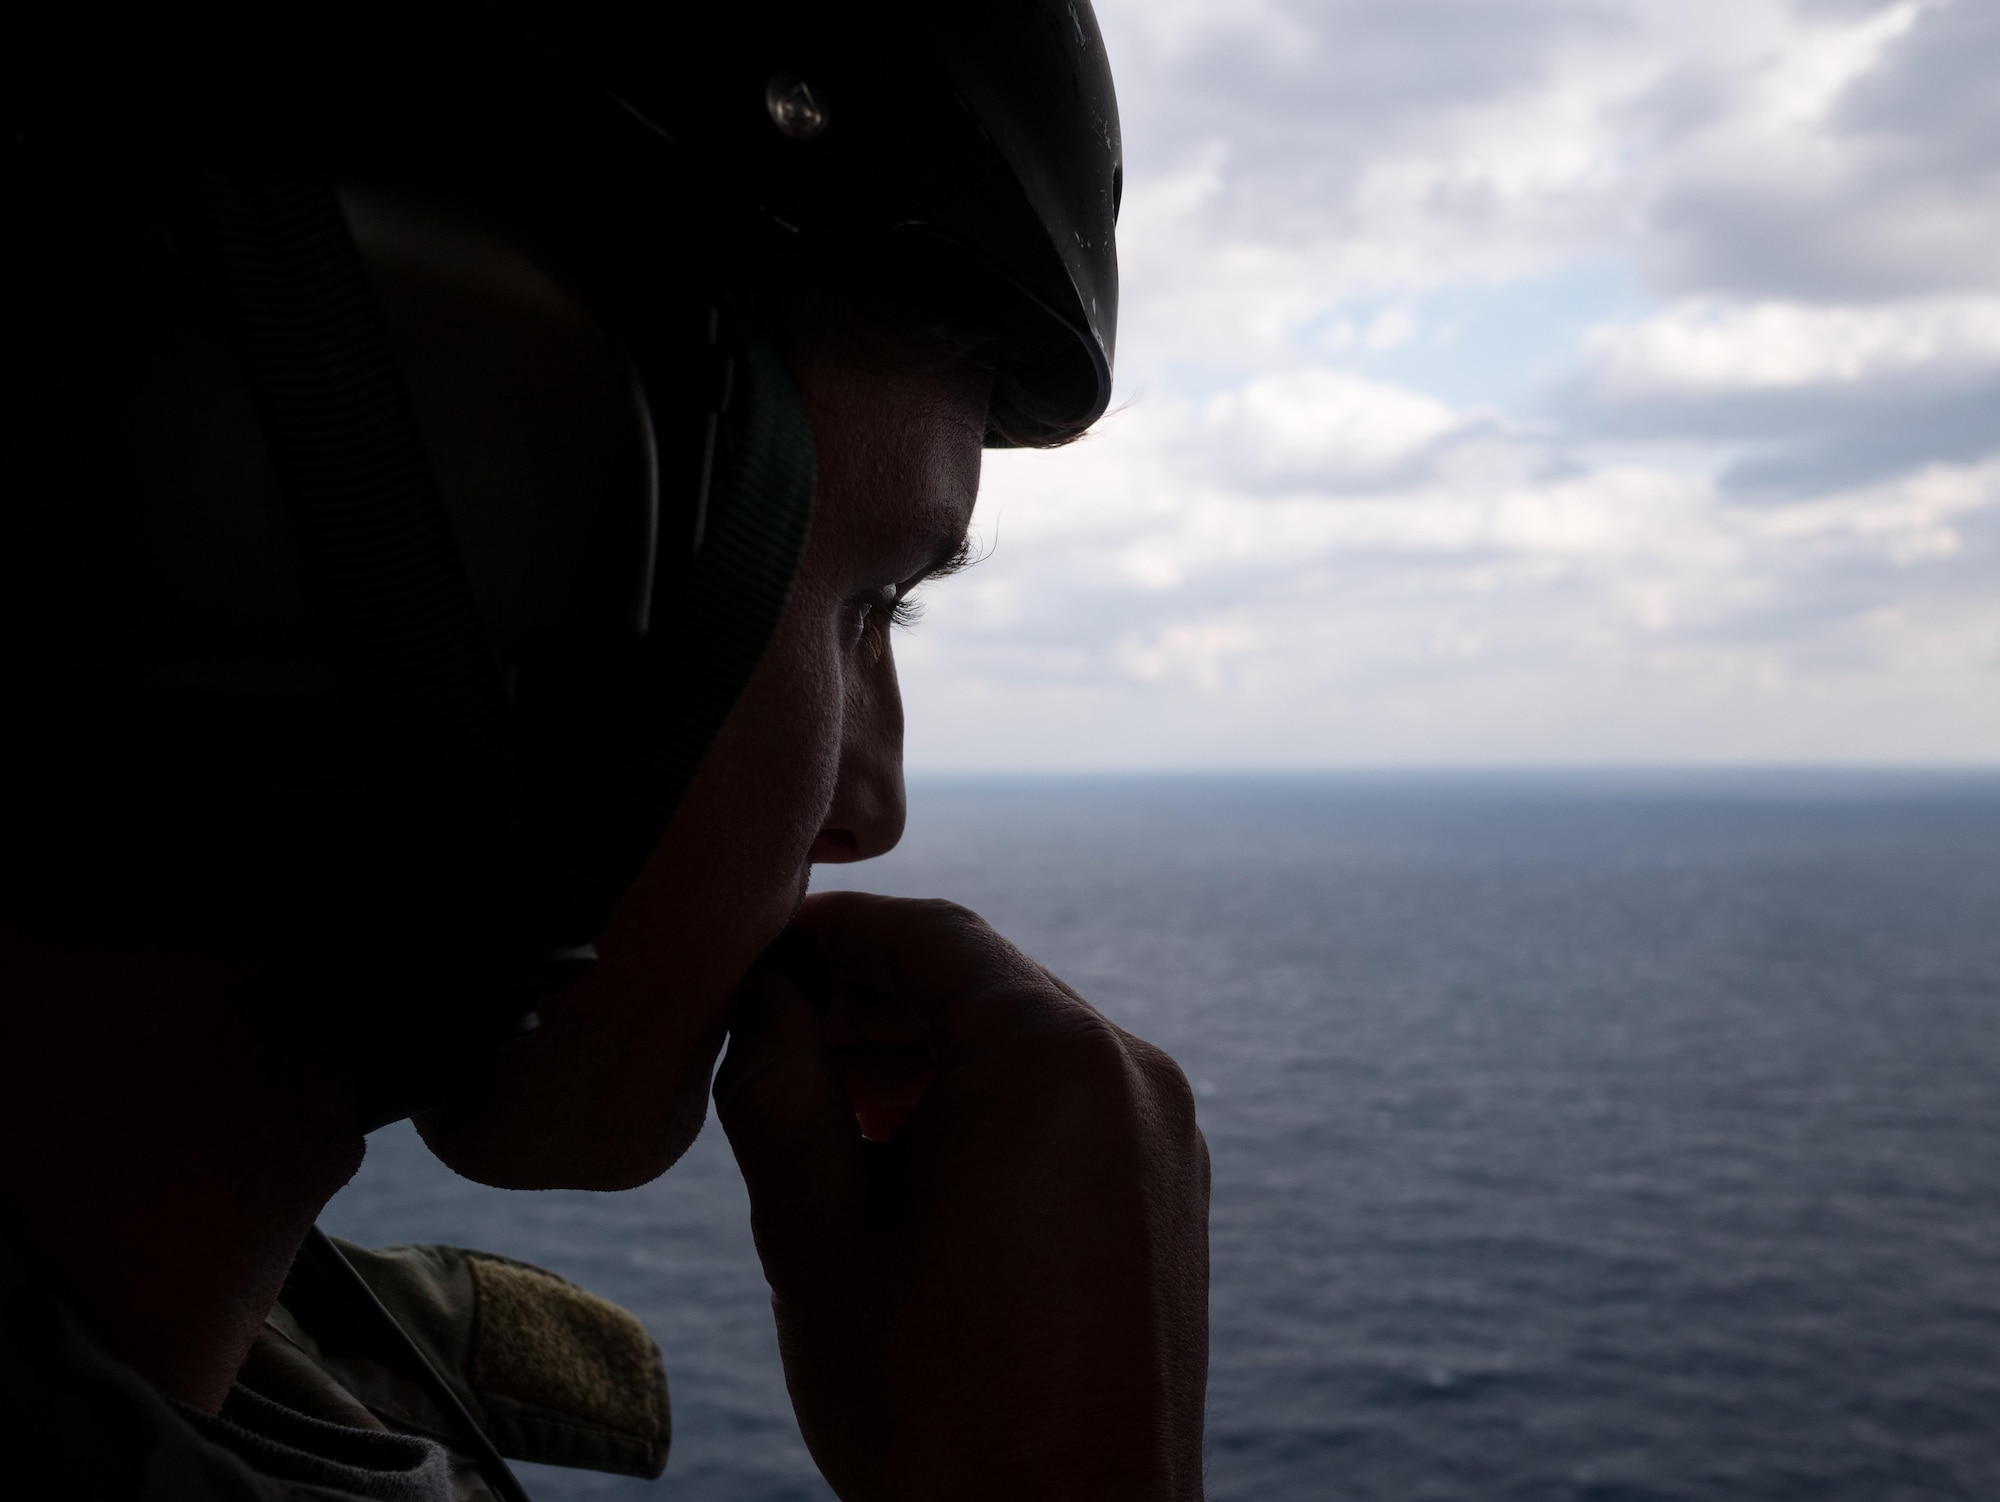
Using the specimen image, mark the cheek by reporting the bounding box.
[415,588,853,1191]
[417,342,972,1186]
[590,576,849,999]
[695,585,848,878]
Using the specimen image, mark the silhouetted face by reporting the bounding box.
[16,174,988,1190]
[416,308,991,1191]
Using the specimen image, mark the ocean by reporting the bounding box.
[321,773,2000,1500]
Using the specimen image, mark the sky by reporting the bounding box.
[894,0,2000,770]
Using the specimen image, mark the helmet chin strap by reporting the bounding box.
[196,157,814,1129]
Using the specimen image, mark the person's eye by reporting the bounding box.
[845,586,903,646]
[845,537,977,647]
[850,584,930,631]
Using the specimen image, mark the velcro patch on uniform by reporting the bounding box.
[465,1254,669,1479]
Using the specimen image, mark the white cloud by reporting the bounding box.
[893,0,2000,769]
[1559,294,2000,497]
[1115,620,1263,689]
[1580,298,2000,396]
[1195,369,1467,492]
[1753,460,2000,564]
[1637,0,2000,300]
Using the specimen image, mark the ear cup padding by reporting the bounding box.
[519,314,817,941]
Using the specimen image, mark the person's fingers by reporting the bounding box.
[713,968,867,1270]
[792,892,1076,1053]
[822,976,927,1047]
[831,1039,935,1142]
[854,1102,917,1143]
[791,891,1009,993]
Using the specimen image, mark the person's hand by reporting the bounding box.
[713,891,1210,1501]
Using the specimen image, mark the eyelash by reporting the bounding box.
[857,536,979,637]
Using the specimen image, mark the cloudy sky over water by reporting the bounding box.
[896,0,2000,769]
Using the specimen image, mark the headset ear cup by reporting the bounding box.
[616,310,816,860]
[3,161,811,1121]
[507,293,716,943]
[515,303,816,938]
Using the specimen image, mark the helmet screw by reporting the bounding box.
[765,72,828,141]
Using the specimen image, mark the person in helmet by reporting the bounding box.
[0,4,1209,1498]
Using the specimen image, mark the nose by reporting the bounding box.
[810,646,907,864]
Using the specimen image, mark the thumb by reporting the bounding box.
[714,968,868,1274]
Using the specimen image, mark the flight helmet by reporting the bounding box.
[0,0,1121,1124]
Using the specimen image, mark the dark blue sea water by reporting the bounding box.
[321,773,2000,1501]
